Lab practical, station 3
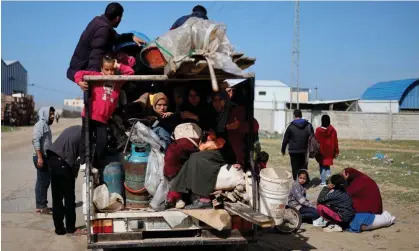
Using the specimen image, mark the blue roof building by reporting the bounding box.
[361,78,419,111]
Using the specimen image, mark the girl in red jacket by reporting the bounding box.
[315,115,339,186]
[74,54,134,168]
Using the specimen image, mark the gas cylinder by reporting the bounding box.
[123,142,151,208]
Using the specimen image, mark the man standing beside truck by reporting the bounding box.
[47,125,84,235]
[32,106,55,215]
[67,2,144,82]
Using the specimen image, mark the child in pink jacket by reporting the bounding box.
[74,53,135,168]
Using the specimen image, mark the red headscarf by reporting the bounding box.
[343,167,383,214]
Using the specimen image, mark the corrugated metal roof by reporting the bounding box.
[400,80,419,109]
[4,60,18,65]
[361,78,419,101]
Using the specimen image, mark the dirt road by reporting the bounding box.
[2,124,419,251]
[1,119,86,251]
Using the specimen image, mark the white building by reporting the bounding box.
[64,98,84,108]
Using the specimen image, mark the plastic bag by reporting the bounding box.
[150,176,169,209]
[93,184,124,212]
[214,165,245,191]
[152,17,246,76]
[126,122,165,150]
[144,148,165,196]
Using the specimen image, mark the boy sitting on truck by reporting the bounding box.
[74,53,134,168]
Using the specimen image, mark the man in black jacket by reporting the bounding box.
[281,109,314,180]
[170,5,209,30]
[67,2,144,82]
[47,125,84,235]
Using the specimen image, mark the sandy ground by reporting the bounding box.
[1,118,86,251]
[2,122,419,250]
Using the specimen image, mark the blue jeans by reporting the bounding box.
[33,155,50,209]
[299,206,320,221]
[320,165,331,185]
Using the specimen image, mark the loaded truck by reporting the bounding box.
[82,54,301,250]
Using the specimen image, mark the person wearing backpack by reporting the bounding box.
[281,109,314,180]
[315,115,339,186]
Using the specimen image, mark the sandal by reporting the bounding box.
[68,228,87,236]
[37,208,52,215]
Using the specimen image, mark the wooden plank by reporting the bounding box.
[189,60,208,75]
[232,52,244,60]
[224,202,275,228]
[181,209,231,231]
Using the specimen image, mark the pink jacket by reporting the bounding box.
[74,60,135,124]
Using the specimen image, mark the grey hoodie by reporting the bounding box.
[32,107,53,156]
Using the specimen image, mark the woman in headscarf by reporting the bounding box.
[179,88,210,129]
[341,167,383,214]
[158,91,254,210]
[147,92,180,150]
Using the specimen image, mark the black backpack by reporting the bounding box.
[307,126,320,159]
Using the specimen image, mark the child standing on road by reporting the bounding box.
[74,54,134,168]
[315,115,339,186]
[317,174,355,232]
[288,170,326,226]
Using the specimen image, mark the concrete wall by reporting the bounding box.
[256,108,419,140]
[295,110,419,140]
[358,100,399,113]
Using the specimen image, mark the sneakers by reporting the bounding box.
[322,224,343,232]
[313,217,327,227]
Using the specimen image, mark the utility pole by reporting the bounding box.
[315,86,318,100]
[291,0,300,109]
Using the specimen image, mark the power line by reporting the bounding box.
[29,83,80,97]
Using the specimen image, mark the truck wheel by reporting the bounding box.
[275,205,302,234]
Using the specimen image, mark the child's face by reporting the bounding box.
[298,173,307,185]
[101,61,115,76]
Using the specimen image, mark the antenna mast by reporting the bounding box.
[291,0,300,109]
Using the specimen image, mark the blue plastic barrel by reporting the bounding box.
[103,162,124,196]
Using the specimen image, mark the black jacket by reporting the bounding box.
[170,11,208,30]
[67,15,133,82]
[317,187,355,223]
[281,119,313,154]
[47,125,83,169]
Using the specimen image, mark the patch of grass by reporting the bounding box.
[1,126,18,132]
[382,190,419,203]
[338,149,419,170]
[260,138,419,203]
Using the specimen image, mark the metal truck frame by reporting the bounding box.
[83,73,270,250]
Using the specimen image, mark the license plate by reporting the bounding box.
[146,217,193,230]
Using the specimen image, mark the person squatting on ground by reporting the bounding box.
[281,109,314,180]
[47,125,85,235]
[74,54,134,168]
[315,114,339,186]
[316,174,355,232]
[32,106,55,215]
